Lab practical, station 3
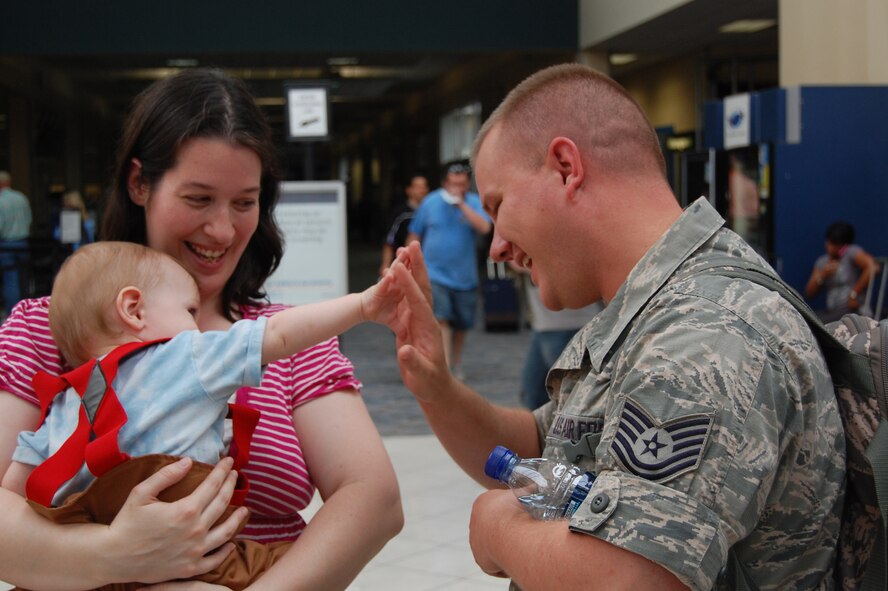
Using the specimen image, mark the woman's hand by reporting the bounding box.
[104,457,248,584]
[848,290,861,311]
[806,260,839,298]
[821,259,839,279]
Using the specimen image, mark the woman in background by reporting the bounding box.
[805,220,878,321]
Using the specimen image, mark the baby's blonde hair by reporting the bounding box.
[49,242,183,366]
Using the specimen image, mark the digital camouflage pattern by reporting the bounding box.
[533,198,846,590]
[820,315,883,591]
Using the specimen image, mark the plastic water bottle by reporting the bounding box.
[484,445,596,521]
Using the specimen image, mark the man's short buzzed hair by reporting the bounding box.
[472,63,666,179]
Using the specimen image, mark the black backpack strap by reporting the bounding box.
[865,419,888,591]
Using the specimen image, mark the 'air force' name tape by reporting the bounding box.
[610,397,713,483]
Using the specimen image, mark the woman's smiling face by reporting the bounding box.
[134,137,262,309]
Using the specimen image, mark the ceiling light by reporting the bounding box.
[666,136,693,151]
[337,65,402,78]
[327,57,359,66]
[719,19,776,34]
[609,53,638,66]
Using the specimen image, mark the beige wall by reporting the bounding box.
[780,0,888,85]
[576,1,699,134]
[619,56,698,133]
[578,0,888,137]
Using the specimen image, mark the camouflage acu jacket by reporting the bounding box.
[534,198,845,590]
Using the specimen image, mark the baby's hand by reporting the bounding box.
[360,268,404,327]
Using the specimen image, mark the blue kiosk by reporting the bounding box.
[703,86,888,305]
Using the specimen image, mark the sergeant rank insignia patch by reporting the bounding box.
[610,397,713,483]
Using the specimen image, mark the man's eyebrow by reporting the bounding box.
[480,191,499,214]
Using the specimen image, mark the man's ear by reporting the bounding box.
[545,137,585,199]
[127,158,149,206]
[116,286,146,332]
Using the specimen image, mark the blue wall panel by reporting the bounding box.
[758,88,785,144]
[774,86,888,293]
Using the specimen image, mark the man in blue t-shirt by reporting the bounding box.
[407,162,491,379]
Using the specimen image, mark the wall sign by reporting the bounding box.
[264,181,347,305]
[286,86,329,141]
[724,93,751,149]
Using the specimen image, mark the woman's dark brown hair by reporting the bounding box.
[102,68,284,320]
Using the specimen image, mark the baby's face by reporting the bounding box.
[139,261,201,340]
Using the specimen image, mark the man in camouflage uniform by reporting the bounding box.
[390,63,845,590]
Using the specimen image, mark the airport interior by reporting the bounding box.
[2,0,886,297]
[2,1,888,589]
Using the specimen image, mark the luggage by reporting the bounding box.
[482,259,520,332]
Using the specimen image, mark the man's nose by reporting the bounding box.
[488,229,511,262]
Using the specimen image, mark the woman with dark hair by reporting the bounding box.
[0,69,402,590]
[805,220,879,321]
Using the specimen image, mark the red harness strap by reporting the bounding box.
[26,339,260,507]
[227,402,260,506]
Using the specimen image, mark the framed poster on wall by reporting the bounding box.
[285,85,330,141]
[264,181,347,306]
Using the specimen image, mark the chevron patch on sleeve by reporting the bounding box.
[610,397,714,484]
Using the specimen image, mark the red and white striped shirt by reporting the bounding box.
[0,297,362,543]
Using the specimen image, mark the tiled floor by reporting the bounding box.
[337,435,507,590]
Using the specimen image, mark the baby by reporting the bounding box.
[1,241,402,590]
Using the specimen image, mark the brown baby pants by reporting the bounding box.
[17,454,291,591]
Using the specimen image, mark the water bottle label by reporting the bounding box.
[562,497,584,518]
[561,471,596,518]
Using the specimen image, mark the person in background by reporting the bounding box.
[0,68,402,591]
[54,189,97,252]
[388,63,843,590]
[406,161,491,380]
[510,262,603,410]
[378,173,429,279]
[0,170,32,318]
[805,220,879,322]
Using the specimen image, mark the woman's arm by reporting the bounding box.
[804,266,821,299]
[261,272,401,365]
[243,390,403,591]
[850,248,878,309]
[805,260,833,298]
[0,391,246,590]
[1,459,33,495]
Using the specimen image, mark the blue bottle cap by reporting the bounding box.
[484,445,516,481]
